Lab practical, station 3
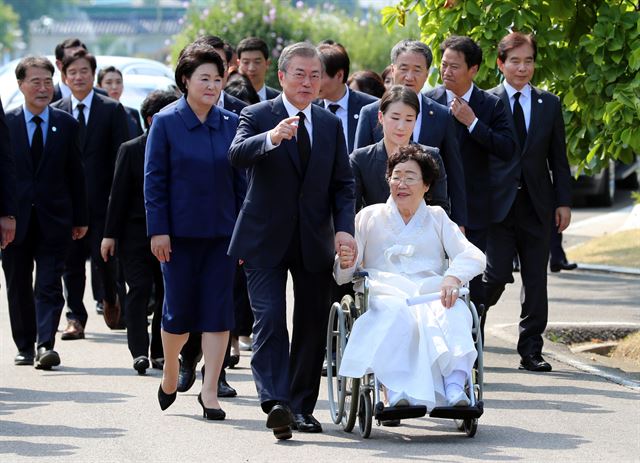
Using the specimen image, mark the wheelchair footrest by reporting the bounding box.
[429,401,484,420]
[374,402,428,421]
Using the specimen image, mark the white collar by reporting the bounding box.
[217,91,225,108]
[446,83,474,104]
[71,90,94,110]
[323,85,349,110]
[503,81,531,100]
[281,93,312,122]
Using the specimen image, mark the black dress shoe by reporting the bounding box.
[15,351,35,366]
[550,260,578,273]
[519,353,552,372]
[177,359,197,392]
[291,413,323,433]
[228,354,240,368]
[197,393,225,420]
[266,404,293,440]
[133,356,149,375]
[217,378,237,398]
[35,347,60,370]
[158,384,177,411]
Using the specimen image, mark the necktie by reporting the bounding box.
[296,111,311,173]
[76,102,86,146]
[31,115,43,170]
[328,103,340,114]
[513,92,527,148]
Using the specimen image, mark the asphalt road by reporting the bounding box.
[1,257,639,462]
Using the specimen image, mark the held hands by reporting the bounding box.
[335,231,357,269]
[449,97,476,127]
[268,116,300,146]
[101,238,116,262]
[0,216,16,249]
[555,206,571,233]
[151,234,171,263]
[440,275,463,309]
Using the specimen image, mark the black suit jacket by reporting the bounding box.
[315,88,378,154]
[52,84,107,103]
[354,94,467,226]
[0,98,17,217]
[223,92,249,115]
[4,106,88,245]
[52,92,129,222]
[350,140,448,212]
[104,132,147,245]
[228,96,355,272]
[489,84,571,224]
[125,106,143,139]
[425,85,515,229]
[264,85,281,100]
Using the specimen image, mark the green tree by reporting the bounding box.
[0,0,18,54]
[382,0,640,174]
[173,0,421,88]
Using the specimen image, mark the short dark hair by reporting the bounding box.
[225,77,260,105]
[381,65,393,82]
[379,85,420,117]
[391,40,433,69]
[97,66,122,85]
[174,44,225,95]
[140,89,180,129]
[386,144,440,189]
[441,35,483,70]
[62,49,97,74]
[347,70,385,98]
[15,56,55,81]
[497,32,538,63]
[236,37,269,60]
[223,41,235,64]
[317,43,350,84]
[54,38,87,61]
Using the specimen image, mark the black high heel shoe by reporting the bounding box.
[197,393,226,420]
[158,384,177,411]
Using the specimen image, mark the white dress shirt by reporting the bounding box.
[323,84,349,148]
[256,85,267,102]
[446,84,478,132]
[502,81,532,130]
[71,90,94,124]
[265,92,313,150]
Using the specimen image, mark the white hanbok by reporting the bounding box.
[335,198,486,409]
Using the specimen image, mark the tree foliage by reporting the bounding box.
[0,0,18,53]
[173,0,421,88]
[382,0,640,173]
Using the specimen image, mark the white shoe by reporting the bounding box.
[446,388,470,407]
[391,398,410,407]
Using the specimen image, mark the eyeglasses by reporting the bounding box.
[389,175,422,186]
[285,71,322,82]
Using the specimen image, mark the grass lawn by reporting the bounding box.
[566,229,640,269]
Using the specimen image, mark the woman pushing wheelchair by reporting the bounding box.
[335,145,485,410]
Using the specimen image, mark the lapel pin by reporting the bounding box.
[353,114,359,119]
[223,115,229,120]
[429,110,434,116]
[52,126,57,132]
[538,98,543,104]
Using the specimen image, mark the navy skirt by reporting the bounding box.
[161,237,235,334]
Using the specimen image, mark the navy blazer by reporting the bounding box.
[489,84,571,224]
[354,94,467,227]
[125,106,143,139]
[145,96,246,239]
[350,140,448,212]
[223,92,249,115]
[52,92,129,222]
[5,106,88,245]
[0,98,17,217]
[228,95,355,272]
[425,85,516,229]
[264,85,281,100]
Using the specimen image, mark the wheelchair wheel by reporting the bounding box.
[342,377,360,432]
[357,388,373,438]
[463,418,478,437]
[326,302,346,424]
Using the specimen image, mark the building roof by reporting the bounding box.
[30,18,183,36]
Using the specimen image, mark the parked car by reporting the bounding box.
[0,55,176,111]
[571,156,639,207]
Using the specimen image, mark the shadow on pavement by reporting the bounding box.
[0,440,79,458]
[0,387,132,407]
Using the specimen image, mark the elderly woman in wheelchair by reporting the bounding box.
[334,145,486,414]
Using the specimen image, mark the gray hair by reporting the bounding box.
[278,42,323,72]
[390,40,433,68]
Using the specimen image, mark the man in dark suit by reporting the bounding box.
[228,42,356,439]
[316,42,378,153]
[52,50,129,340]
[2,56,88,369]
[52,38,108,103]
[236,37,281,101]
[354,40,467,227]
[0,97,17,252]
[424,36,515,250]
[482,32,572,372]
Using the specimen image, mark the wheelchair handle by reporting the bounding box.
[406,287,469,306]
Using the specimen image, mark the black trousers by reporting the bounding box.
[232,264,253,338]
[483,189,552,357]
[63,217,118,326]
[2,213,68,351]
[465,226,488,310]
[119,239,163,359]
[244,231,332,415]
[549,225,567,266]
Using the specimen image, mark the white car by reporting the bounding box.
[0,55,176,111]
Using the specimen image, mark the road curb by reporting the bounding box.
[573,263,640,276]
[488,323,640,392]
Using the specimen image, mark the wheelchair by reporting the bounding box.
[326,271,484,438]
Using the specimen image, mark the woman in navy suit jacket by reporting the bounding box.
[144,45,245,420]
[350,85,449,213]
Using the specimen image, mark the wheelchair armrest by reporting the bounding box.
[353,270,369,280]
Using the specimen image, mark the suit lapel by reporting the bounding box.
[36,108,57,177]
[13,108,33,172]
[347,90,359,152]
[271,98,302,177]
[309,105,325,177]
[524,87,543,155]
[496,84,520,152]
[84,94,101,150]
